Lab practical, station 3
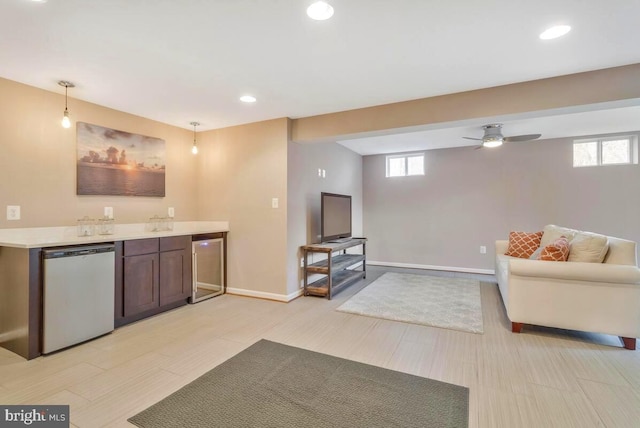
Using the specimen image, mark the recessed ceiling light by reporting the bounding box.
[307,1,334,21]
[240,95,257,103]
[539,25,571,40]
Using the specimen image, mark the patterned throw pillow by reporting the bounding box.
[504,231,543,258]
[539,236,570,261]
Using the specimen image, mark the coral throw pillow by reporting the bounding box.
[504,231,543,258]
[539,236,570,261]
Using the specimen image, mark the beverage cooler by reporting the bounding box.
[190,235,225,303]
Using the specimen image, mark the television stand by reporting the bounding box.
[327,237,352,244]
[301,238,367,300]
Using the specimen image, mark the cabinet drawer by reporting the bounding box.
[160,235,190,252]
[124,238,159,256]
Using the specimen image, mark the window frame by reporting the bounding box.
[572,135,637,168]
[385,152,425,177]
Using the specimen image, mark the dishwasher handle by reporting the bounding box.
[43,244,115,259]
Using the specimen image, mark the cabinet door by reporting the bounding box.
[159,249,191,306]
[123,253,160,317]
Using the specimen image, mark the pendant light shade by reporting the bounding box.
[58,81,74,129]
[190,122,200,155]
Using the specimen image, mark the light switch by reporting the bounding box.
[104,207,113,218]
[168,207,175,217]
[272,198,279,209]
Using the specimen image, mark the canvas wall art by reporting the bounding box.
[77,122,166,197]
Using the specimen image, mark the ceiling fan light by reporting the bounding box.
[483,138,503,148]
[307,1,334,20]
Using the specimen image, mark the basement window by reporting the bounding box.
[386,153,425,177]
[573,136,638,167]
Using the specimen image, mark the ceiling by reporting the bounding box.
[2,0,640,153]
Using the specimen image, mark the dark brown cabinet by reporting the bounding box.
[159,249,190,305]
[123,252,159,316]
[116,235,192,327]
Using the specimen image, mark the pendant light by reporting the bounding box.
[190,121,200,154]
[58,80,74,129]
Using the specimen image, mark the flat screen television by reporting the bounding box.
[321,192,352,243]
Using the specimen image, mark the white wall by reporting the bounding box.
[287,141,363,296]
[363,132,640,272]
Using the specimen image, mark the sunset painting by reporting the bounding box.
[77,122,166,197]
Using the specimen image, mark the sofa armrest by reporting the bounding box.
[496,240,508,255]
[508,258,640,284]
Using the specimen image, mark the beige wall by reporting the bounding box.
[0,77,293,298]
[0,78,197,228]
[196,119,289,297]
[363,133,640,271]
[287,141,363,295]
[292,63,640,143]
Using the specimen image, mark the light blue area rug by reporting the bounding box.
[337,272,484,334]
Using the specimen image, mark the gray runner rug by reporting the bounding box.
[129,339,468,428]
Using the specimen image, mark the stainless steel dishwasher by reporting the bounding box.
[43,243,115,354]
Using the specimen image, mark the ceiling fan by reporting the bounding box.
[464,124,541,148]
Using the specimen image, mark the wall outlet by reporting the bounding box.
[168,207,175,217]
[300,258,304,268]
[104,206,113,218]
[480,245,487,254]
[272,198,279,209]
[7,205,20,221]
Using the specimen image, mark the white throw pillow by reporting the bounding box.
[568,232,609,263]
[540,225,578,248]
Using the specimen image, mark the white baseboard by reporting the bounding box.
[226,287,303,302]
[367,260,495,276]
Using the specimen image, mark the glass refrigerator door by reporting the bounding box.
[191,238,224,303]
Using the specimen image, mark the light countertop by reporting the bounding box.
[0,221,229,249]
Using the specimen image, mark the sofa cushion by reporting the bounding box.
[539,236,570,261]
[540,225,578,247]
[568,232,609,263]
[505,231,543,258]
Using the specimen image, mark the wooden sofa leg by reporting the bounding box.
[511,322,523,333]
[620,337,636,350]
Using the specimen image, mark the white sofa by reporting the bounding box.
[495,227,640,349]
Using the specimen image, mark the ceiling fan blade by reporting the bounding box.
[474,145,483,150]
[463,136,482,141]
[504,133,542,143]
